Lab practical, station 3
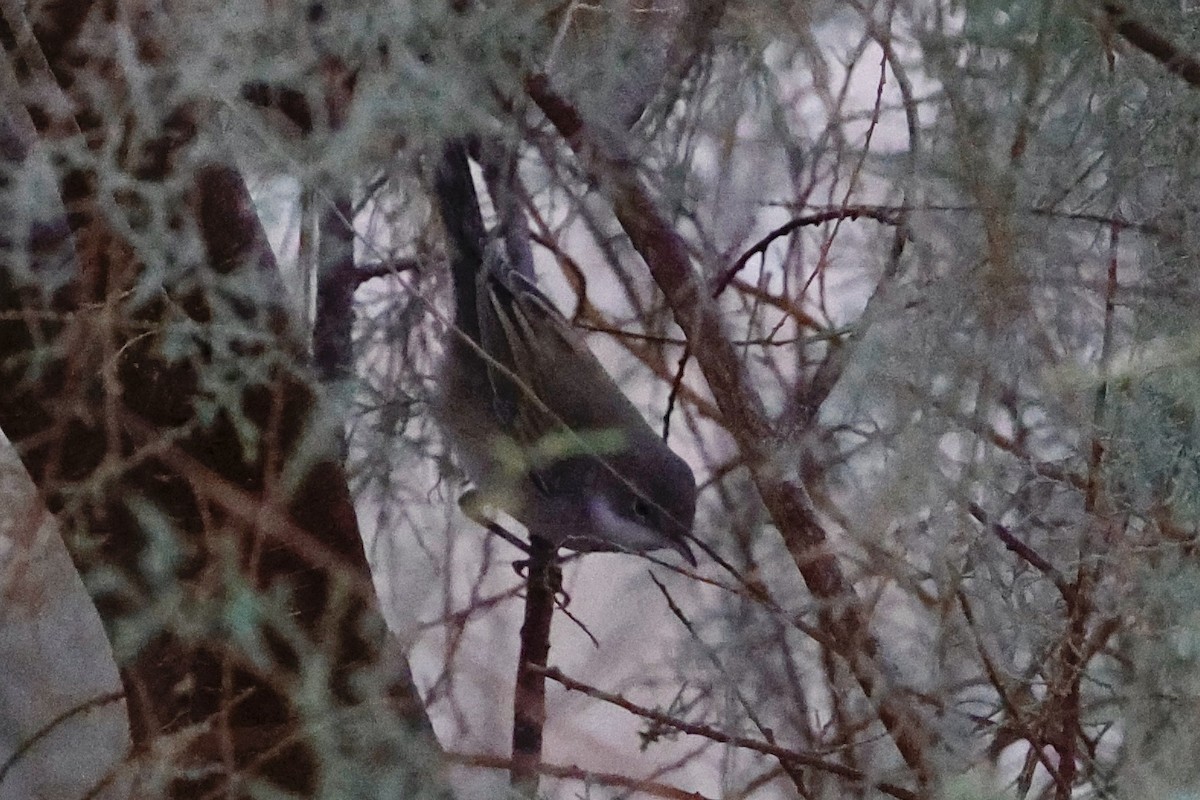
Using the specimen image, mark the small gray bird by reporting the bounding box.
[432,142,696,565]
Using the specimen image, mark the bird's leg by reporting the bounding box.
[458,492,570,603]
[512,536,567,605]
[527,535,564,600]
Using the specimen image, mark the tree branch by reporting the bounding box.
[1102,2,1200,87]
[510,538,557,794]
[536,666,920,800]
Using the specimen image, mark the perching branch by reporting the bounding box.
[510,537,558,796]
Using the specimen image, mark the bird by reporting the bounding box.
[431,140,697,566]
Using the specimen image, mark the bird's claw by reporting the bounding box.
[511,557,568,605]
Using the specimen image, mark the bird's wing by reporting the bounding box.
[476,241,669,486]
[477,261,573,448]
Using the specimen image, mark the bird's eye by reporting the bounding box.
[632,497,653,521]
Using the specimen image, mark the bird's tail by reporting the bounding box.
[433,139,488,343]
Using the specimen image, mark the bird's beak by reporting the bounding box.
[672,537,698,568]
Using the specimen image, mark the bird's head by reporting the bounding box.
[523,449,697,566]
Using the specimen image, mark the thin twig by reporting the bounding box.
[0,692,125,787]
[535,666,920,800]
[955,589,1070,797]
[712,208,902,297]
[967,502,1070,597]
[662,342,690,441]
[649,573,812,795]
[764,202,1163,236]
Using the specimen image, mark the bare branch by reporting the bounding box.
[536,666,921,800]
[1102,2,1200,87]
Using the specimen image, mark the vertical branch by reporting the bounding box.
[431,135,560,794]
[510,536,557,796]
[1054,581,1087,799]
[297,186,318,328]
[1051,222,1121,800]
[1087,222,1120,508]
[312,57,357,391]
[313,191,356,387]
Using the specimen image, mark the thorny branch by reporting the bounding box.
[535,665,920,800]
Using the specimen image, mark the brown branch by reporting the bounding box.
[510,537,558,795]
[1044,223,1122,800]
[663,342,690,441]
[527,72,934,784]
[356,256,423,283]
[712,207,903,298]
[955,589,1071,796]
[1102,2,1200,87]
[726,276,828,331]
[648,573,811,795]
[535,666,921,800]
[314,192,356,386]
[768,202,1163,236]
[1086,222,1120,509]
[0,7,445,796]
[967,502,1070,597]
